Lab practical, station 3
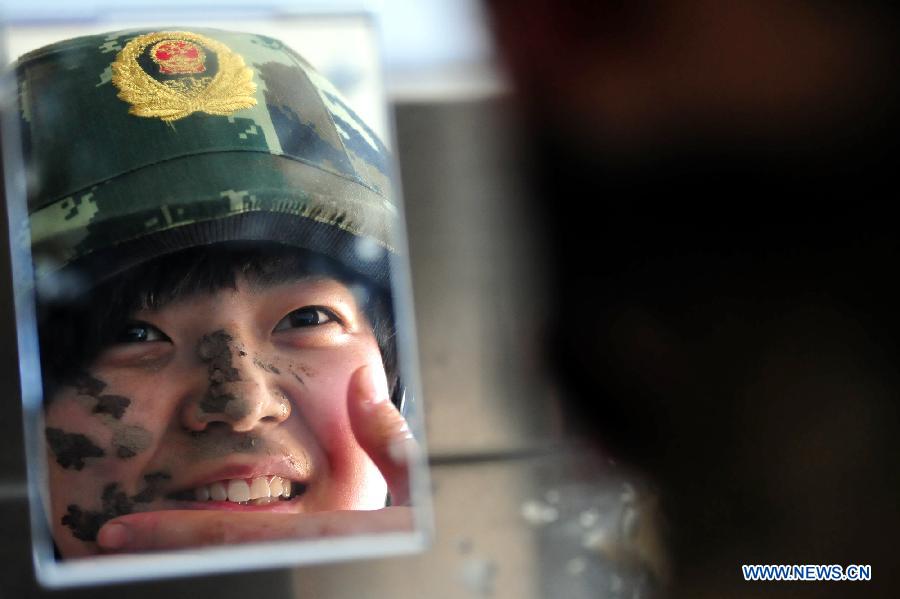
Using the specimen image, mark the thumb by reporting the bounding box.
[347,365,415,506]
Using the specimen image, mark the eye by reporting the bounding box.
[273,306,338,332]
[116,321,171,343]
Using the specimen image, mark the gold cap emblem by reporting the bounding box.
[112,31,257,122]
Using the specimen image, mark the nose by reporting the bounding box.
[180,330,291,432]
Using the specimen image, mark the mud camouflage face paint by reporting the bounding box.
[253,357,280,374]
[45,428,105,470]
[197,329,241,414]
[66,371,152,458]
[187,429,270,458]
[61,471,171,541]
[62,483,132,542]
[131,471,172,503]
[61,373,150,458]
[58,386,150,459]
[71,372,107,397]
[296,363,316,378]
[111,425,153,460]
[92,394,131,419]
[196,329,256,420]
[197,329,240,382]
[116,447,137,459]
[67,372,133,420]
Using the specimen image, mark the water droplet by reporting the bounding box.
[520,499,559,525]
[579,509,600,528]
[459,557,496,595]
[566,557,587,576]
[621,482,636,504]
[622,506,639,539]
[354,236,384,262]
[582,527,608,551]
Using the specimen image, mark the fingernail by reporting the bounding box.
[357,365,387,408]
[98,522,131,550]
[388,434,417,465]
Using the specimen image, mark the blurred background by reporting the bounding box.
[2,0,899,597]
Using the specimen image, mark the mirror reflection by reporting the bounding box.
[8,23,423,571]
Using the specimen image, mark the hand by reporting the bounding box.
[96,366,416,553]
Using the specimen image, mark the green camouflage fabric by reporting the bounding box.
[15,28,396,287]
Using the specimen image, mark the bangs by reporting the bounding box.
[113,243,357,312]
[38,242,398,404]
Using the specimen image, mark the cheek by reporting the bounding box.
[287,338,387,508]
[43,399,118,555]
[290,336,385,435]
[45,397,116,498]
[46,384,169,468]
[44,382,173,554]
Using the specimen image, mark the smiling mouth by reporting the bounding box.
[167,475,306,506]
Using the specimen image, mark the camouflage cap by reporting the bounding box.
[16,28,396,289]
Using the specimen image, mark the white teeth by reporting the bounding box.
[227,479,251,502]
[209,481,228,501]
[249,477,270,500]
[269,477,283,497]
[192,476,293,503]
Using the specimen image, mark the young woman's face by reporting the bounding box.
[44,275,389,557]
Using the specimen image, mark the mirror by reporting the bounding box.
[2,10,429,588]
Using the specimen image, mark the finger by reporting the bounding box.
[97,507,413,553]
[347,365,416,506]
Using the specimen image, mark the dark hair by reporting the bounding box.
[38,242,399,405]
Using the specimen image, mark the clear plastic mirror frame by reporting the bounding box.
[1,6,431,588]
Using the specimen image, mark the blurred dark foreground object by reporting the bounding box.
[486,1,900,596]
